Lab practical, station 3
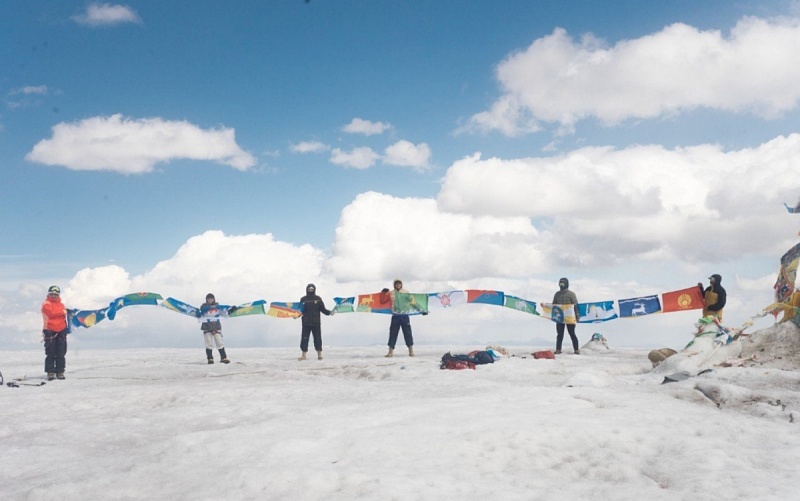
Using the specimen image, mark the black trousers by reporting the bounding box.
[556,323,579,351]
[44,329,68,374]
[301,324,322,352]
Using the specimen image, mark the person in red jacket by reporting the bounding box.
[41,285,69,380]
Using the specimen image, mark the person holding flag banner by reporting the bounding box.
[552,277,580,355]
[380,279,426,358]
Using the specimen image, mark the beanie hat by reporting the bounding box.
[48,285,61,294]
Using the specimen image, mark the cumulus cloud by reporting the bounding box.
[330,147,380,169]
[438,134,800,265]
[290,140,330,154]
[342,118,392,136]
[467,16,800,135]
[72,3,142,26]
[383,140,432,170]
[26,114,257,174]
[327,192,544,281]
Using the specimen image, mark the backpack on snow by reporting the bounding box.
[440,352,476,370]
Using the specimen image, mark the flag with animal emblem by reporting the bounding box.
[428,291,467,310]
[161,297,201,318]
[774,242,800,303]
[228,300,267,317]
[69,307,110,328]
[466,289,505,306]
[539,303,577,324]
[356,292,393,314]
[266,302,303,318]
[784,197,800,213]
[107,292,164,320]
[393,292,429,315]
[577,301,618,323]
[503,295,538,315]
[661,286,705,313]
[618,295,662,317]
[332,297,355,313]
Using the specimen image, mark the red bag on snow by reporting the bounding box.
[532,350,555,359]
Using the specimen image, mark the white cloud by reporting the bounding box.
[72,3,142,26]
[290,140,330,154]
[438,134,800,265]
[468,16,800,135]
[383,140,432,170]
[327,191,544,281]
[10,86,48,96]
[329,147,380,169]
[26,114,257,174]
[342,118,392,136]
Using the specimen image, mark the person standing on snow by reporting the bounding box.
[553,277,580,355]
[198,293,232,364]
[698,274,727,321]
[380,279,423,357]
[42,285,69,380]
[297,283,334,361]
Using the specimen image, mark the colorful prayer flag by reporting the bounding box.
[503,295,538,315]
[69,307,109,328]
[577,301,618,323]
[774,242,800,303]
[333,297,355,313]
[661,287,705,313]
[356,292,392,314]
[394,292,429,315]
[539,302,577,324]
[618,295,661,317]
[162,297,200,318]
[267,302,303,318]
[466,289,505,306]
[228,300,267,317]
[428,291,467,310]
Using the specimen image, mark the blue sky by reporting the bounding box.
[3,1,800,350]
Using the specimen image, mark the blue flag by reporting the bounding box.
[618,295,661,317]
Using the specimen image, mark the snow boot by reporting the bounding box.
[317,350,323,360]
[219,348,230,364]
[408,346,415,357]
[298,352,307,361]
[47,372,55,381]
[206,349,214,364]
[385,348,394,358]
[56,373,65,380]
[554,349,562,355]
[574,349,580,355]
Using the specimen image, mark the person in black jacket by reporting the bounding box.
[297,284,334,360]
[698,274,727,321]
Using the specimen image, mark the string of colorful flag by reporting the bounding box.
[61,198,800,332]
[67,285,708,331]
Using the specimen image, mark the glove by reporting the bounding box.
[697,282,704,289]
[421,311,428,316]
[228,306,238,314]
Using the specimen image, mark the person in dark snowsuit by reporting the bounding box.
[553,277,580,355]
[698,274,727,321]
[298,284,333,360]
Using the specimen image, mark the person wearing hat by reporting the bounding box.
[380,279,419,357]
[698,274,727,321]
[198,293,230,364]
[553,277,580,355]
[297,283,334,361]
[41,285,70,380]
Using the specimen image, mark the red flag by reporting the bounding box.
[662,286,705,313]
[356,292,393,314]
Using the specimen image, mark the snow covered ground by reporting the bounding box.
[2,329,799,500]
